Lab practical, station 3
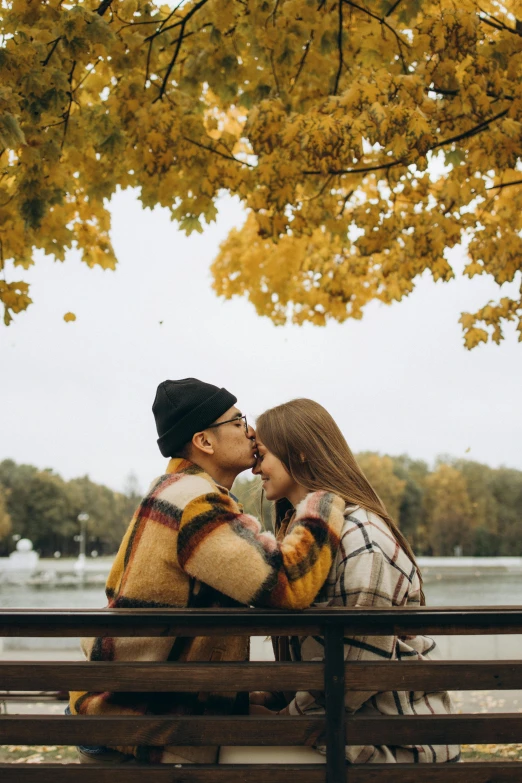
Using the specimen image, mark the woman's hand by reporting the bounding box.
[250,690,291,710]
[249,690,273,707]
[249,703,276,715]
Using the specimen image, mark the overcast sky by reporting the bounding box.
[1,189,520,493]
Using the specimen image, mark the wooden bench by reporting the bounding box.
[1,606,522,781]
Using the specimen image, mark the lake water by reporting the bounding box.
[1,570,521,660]
[1,569,521,715]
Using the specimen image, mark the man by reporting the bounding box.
[70,377,344,765]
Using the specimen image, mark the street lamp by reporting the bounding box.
[77,513,90,570]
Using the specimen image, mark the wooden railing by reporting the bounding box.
[1,606,522,781]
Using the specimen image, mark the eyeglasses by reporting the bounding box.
[206,414,249,435]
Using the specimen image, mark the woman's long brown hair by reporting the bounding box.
[256,398,425,604]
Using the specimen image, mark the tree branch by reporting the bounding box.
[385,0,404,17]
[304,108,509,176]
[61,61,76,152]
[75,58,102,91]
[429,86,513,102]
[337,189,354,216]
[115,14,164,32]
[304,174,335,202]
[342,0,409,74]
[290,33,313,93]
[478,8,522,38]
[181,136,254,167]
[342,0,411,48]
[333,0,344,96]
[115,2,184,32]
[96,0,114,17]
[486,179,522,191]
[42,1,113,68]
[42,37,61,67]
[145,37,154,88]
[304,158,403,176]
[269,48,280,95]
[154,30,184,100]
[430,108,508,150]
[266,0,281,27]
[144,0,209,43]
[146,28,199,89]
[147,0,210,100]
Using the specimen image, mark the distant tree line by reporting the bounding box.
[1,455,521,559]
[355,454,521,557]
[0,460,141,558]
[234,454,522,558]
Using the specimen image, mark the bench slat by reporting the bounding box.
[2,607,522,637]
[2,660,522,692]
[0,763,521,782]
[0,661,323,691]
[346,660,522,691]
[2,714,522,746]
[347,713,522,745]
[0,715,324,746]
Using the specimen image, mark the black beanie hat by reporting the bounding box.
[153,378,237,457]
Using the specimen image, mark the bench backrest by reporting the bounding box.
[1,606,522,781]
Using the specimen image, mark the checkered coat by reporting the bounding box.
[70,458,345,763]
[279,505,461,764]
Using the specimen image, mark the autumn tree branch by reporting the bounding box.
[144,0,209,43]
[269,48,281,95]
[146,0,210,100]
[181,136,254,167]
[61,61,76,152]
[267,0,281,27]
[154,31,184,100]
[41,37,61,67]
[333,0,344,95]
[304,174,335,202]
[341,0,410,45]
[145,37,154,88]
[342,0,410,74]
[304,108,509,176]
[114,2,185,36]
[76,59,102,91]
[385,0,404,17]
[146,29,199,88]
[42,0,113,69]
[96,0,114,17]
[429,86,513,101]
[478,8,522,38]
[430,108,509,150]
[304,158,403,176]
[337,189,354,216]
[114,13,165,32]
[290,33,313,93]
[486,179,522,191]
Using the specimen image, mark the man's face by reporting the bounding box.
[206,406,257,473]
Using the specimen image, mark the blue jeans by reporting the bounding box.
[64,704,109,756]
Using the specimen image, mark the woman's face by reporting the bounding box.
[254,438,297,501]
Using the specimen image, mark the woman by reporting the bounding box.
[247,398,459,765]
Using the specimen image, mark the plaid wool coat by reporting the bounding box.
[277,505,461,764]
[70,458,345,763]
